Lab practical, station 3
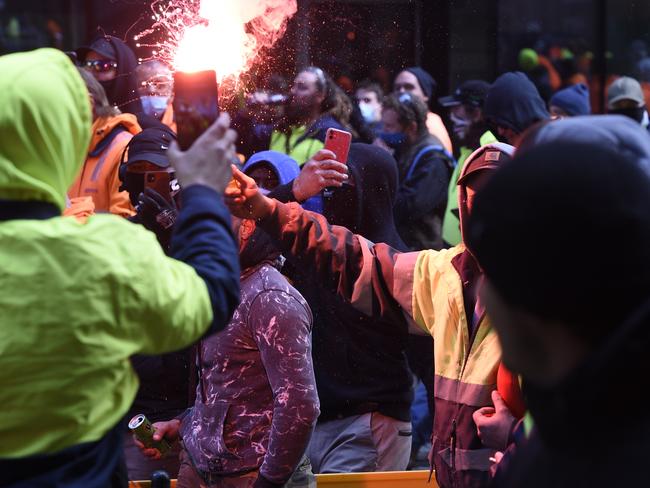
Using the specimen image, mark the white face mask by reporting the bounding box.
[450,112,471,140]
[359,102,381,124]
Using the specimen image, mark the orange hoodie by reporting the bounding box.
[69,113,141,217]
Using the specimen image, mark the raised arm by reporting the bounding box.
[227,168,426,333]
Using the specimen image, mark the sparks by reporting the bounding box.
[137,0,297,84]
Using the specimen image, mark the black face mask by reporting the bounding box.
[486,121,511,144]
[610,106,645,124]
[322,183,358,232]
[99,78,116,100]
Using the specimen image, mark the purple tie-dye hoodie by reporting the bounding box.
[180,262,319,485]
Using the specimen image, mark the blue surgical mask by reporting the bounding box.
[141,95,170,118]
[378,131,407,150]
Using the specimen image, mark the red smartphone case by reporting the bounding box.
[324,128,352,164]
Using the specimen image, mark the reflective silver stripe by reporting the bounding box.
[91,131,131,182]
[434,375,495,407]
[439,445,496,472]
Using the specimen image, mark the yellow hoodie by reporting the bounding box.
[0,48,213,457]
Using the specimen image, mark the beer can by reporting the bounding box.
[129,414,171,455]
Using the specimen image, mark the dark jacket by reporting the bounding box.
[181,231,319,485]
[90,35,143,115]
[271,144,414,423]
[493,300,650,488]
[483,72,549,134]
[394,133,454,251]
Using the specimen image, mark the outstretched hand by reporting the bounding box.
[168,112,238,193]
[225,166,275,220]
[472,390,517,451]
[292,149,348,202]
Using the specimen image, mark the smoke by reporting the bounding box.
[136,0,297,81]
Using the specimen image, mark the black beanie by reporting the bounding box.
[404,67,437,100]
[467,141,650,345]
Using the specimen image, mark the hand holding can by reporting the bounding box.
[129,414,173,457]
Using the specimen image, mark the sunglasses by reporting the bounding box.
[83,59,118,73]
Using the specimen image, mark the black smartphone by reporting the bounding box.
[173,70,219,151]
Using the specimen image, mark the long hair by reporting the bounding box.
[279,67,354,137]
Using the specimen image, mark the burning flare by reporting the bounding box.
[136,0,297,82]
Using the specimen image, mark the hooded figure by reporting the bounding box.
[483,72,549,145]
[0,48,239,486]
[242,150,301,189]
[243,150,324,213]
[549,83,591,117]
[269,143,413,473]
[323,143,407,248]
[77,34,143,114]
[466,116,650,488]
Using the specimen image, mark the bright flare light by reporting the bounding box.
[137,0,297,83]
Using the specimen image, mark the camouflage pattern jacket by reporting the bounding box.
[181,263,319,485]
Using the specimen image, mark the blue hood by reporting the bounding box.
[521,115,650,178]
[484,71,549,134]
[243,150,300,185]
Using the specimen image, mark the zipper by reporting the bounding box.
[450,418,457,488]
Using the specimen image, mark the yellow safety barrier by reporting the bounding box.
[129,470,435,488]
[316,470,433,487]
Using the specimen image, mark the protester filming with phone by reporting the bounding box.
[0,48,240,487]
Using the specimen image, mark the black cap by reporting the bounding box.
[438,80,491,108]
[76,36,117,61]
[125,126,176,168]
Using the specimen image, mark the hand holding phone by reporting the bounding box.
[293,149,349,202]
[167,112,238,194]
[173,70,220,151]
[323,128,352,164]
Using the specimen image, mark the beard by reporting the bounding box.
[285,101,305,125]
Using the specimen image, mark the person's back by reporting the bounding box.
[270,144,414,473]
[0,48,240,486]
[181,261,318,483]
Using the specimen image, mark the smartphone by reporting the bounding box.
[145,171,172,202]
[323,128,352,164]
[173,70,219,151]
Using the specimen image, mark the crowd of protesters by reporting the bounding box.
[1,31,650,488]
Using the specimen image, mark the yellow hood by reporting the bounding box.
[0,48,91,211]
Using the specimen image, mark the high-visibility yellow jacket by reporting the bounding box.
[0,48,217,458]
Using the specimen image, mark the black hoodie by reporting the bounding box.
[81,35,143,115]
[483,71,549,135]
[278,144,413,422]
